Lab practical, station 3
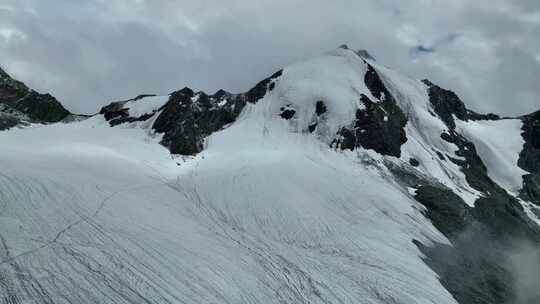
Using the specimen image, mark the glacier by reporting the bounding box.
[0,46,539,304]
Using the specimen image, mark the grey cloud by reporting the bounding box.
[0,0,538,116]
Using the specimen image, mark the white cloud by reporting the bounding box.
[0,0,538,115]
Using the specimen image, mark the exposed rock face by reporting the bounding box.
[0,67,28,101]
[152,89,242,155]
[13,91,71,122]
[354,93,407,157]
[0,111,21,130]
[245,70,283,104]
[278,105,296,120]
[519,110,540,206]
[315,100,327,116]
[100,70,283,155]
[334,62,407,157]
[523,174,540,205]
[0,66,71,130]
[307,100,327,132]
[423,80,500,128]
[99,94,158,126]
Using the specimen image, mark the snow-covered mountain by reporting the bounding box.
[1,45,539,304]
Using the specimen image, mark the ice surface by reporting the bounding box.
[0,115,458,303]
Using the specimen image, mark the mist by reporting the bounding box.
[507,241,540,304]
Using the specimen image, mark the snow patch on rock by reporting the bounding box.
[123,95,169,117]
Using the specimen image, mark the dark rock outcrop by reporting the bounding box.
[519,110,540,173]
[315,100,327,116]
[152,89,239,155]
[279,105,296,120]
[0,68,29,102]
[13,91,70,122]
[422,79,500,129]
[422,80,468,129]
[409,158,420,167]
[100,69,283,155]
[354,94,407,157]
[307,101,328,133]
[245,70,282,104]
[333,127,356,150]
[333,62,407,157]
[0,66,71,130]
[522,174,540,205]
[99,94,158,126]
[519,110,540,206]
[150,72,283,155]
[364,63,390,101]
[0,112,21,130]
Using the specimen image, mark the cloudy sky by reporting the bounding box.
[0,0,539,115]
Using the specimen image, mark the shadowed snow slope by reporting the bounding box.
[0,47,539,304]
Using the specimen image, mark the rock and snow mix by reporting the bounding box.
[371,62,483,206]
[456,118,528,195]
[122,95,169,117]
[0,47,537,304]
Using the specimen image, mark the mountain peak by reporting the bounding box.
[338,44,376,60]
[1,47,540,304]
[355,49,375,60]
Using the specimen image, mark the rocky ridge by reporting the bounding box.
[0,67,72,130]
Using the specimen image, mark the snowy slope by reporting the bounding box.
[456,118,527,195]
[0,47,538,304]
[0,116,457,303]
